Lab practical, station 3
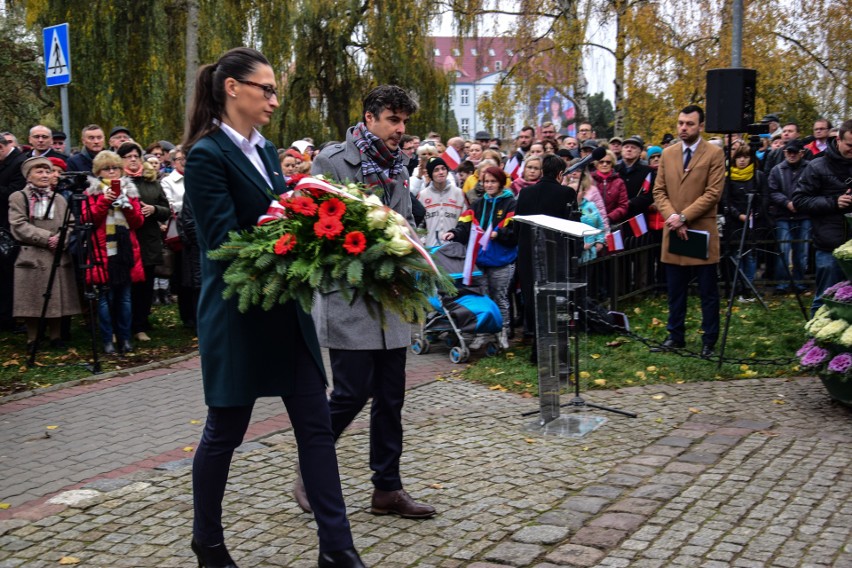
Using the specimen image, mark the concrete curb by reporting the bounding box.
[0,351,200,406]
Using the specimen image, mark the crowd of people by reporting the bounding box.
[2,43,852,565]
[2,109,851,356]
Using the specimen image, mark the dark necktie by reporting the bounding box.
[683,147,692,170]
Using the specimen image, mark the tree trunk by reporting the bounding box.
[184,0,199,132]
[613,0,626,137]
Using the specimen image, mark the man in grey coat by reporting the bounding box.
[302,85,437,519]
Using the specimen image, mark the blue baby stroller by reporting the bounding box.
[411,242,503,363]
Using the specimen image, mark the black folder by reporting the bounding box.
[668,229,710,260]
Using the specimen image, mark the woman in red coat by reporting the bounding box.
[83,150,145,354]
[591,149,629,225]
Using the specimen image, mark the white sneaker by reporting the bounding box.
[499,329,510,349]
[737,296,756,303]
[468,335,486,350]
[135,331,151,341]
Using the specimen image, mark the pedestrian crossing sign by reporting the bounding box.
[44,23,71,87]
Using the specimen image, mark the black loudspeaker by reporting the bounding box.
[705,68,757,133]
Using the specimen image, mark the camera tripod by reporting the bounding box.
[28,187,103,373]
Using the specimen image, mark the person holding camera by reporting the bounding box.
[792,119,852,316]
[8,157,81,349]
[84,151,145,354]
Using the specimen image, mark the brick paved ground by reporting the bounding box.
[1,346,851,567]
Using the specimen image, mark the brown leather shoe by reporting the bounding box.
[293,469,312,514]
[370,489,436,519]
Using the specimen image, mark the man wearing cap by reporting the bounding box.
[66,124,105,173]
[0,132,28,333]
[617,136,654,218]
[761,114,780,136]
[25,125,65,160]
[418,156,464,247]
[108,126,132,151]
[609,137,623,162]
[652,104,725,359]
[51,131,68,157]
[768,139,811,293]
[475,130,491,145]
[792,119,852,316]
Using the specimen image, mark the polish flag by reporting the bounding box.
[504,154,521,180]
[641,171,652,194]
[463,222,485,285]
[628,214,648,237]
[479,221,493,251]
[441,146,462,171]
[606,230,624,252]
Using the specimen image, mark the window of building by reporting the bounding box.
[488,48,496,56]
[461,118,470,136]
[452,48,460,56]
[495,60,502,71]
[506,49,514,56]
[455,70,462,78]
[471,48,478,56]
[483,66,489,73]
[460,88,470,105]
[433,48,440,56]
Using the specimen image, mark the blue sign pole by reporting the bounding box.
[43,23,72,149]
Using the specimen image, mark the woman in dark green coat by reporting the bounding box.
[183,47,364,568]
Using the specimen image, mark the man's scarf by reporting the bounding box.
[352,122,405,205]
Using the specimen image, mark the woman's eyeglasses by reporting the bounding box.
[101,166,122,172]
[236,79,278,100]
[597,160,613,165]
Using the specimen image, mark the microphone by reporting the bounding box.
[564,146,607,175]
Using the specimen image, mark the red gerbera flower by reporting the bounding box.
[319,197,346,219]
[273,233,297,255]
[285,195,318,216]
[342,231,367,255]
[314,217,344,239]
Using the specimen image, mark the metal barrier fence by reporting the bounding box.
[583,231,814,311]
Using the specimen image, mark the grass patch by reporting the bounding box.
[0,304,198,398]
[459,294,809,396]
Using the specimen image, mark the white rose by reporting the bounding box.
[367,206,390,229]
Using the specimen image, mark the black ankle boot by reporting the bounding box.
[318,547,366,568]
[191,539,238,568]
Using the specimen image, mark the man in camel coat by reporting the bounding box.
[652,104,726,358]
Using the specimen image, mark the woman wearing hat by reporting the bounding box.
[116,141,170,342]
[84,151,145,354]
[8,157,81,349]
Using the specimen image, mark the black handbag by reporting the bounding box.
[0,227,19,261]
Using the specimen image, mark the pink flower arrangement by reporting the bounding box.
[827,353,852,374]
[834,285,852,303]
[796,338,815,358]
[800,345,829,368]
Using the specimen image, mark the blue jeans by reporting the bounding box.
[98,283,131,344]
[812,249,844,317]
[775,218,811,288]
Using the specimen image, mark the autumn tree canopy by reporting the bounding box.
[7,0,850,147]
